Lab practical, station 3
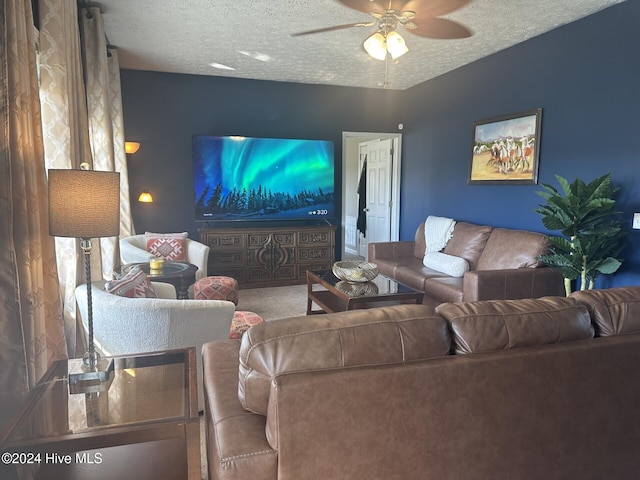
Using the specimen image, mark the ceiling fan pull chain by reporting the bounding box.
[384,53,389,89]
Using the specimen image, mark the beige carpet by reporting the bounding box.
[236,283,309,321]
[200,283,309,478]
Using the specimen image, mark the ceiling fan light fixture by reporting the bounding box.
[386,30,408,60]
[364,31,387,61]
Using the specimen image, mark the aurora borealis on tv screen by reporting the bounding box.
[193,135,335,222]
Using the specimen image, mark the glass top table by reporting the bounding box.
[307,269,424,314]
[0,348,200,480]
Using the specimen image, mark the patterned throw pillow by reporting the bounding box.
[145,232,188,261]
[105,266,157,298]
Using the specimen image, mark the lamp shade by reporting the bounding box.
[48,169,121,238]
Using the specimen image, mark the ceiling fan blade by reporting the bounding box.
[291,22,376,37]
[403,0,471,17]
[407,17,472,39]
[335,0,388,15]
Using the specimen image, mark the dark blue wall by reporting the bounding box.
[121,73,402,237]
[397,0,640,287]
[121,0,640,288]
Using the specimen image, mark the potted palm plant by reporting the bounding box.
[535,173,625,295]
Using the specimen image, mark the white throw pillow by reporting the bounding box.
[423,251,469,277]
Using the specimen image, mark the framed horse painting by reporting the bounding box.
[468,108,542,185]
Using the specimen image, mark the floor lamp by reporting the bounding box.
[48,168,120,390]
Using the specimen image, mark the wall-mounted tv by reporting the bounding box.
[193,135,335,222]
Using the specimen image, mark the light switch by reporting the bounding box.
[633,213,640,230]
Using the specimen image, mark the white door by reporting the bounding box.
[358,138,393,258]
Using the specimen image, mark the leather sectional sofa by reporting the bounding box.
[369,220,565,305]
[202,286,640,480]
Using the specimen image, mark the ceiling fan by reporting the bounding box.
[292,0,472,61]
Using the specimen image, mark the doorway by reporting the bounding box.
[341,131,402,260]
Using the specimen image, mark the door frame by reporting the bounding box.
[341,131,402,259]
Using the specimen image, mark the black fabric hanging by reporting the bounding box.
[356,158,367,237]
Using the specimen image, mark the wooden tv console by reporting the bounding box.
[199,225,336,287]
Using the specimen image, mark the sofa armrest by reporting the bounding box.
[368,241,416,260]
[203,340,278,480]
[462,267,565,302]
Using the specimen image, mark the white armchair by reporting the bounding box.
[75,281,234,409]
[120,234,210,282]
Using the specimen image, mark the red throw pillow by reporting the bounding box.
[145,232,187,261]
[105,266,157,298]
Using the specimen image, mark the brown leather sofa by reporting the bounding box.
[368,221,565,304]
[202,286,640,480]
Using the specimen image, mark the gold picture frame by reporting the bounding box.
[468,108,542,185]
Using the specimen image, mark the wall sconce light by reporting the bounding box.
[138,190,153,203]
[124,141,140,154]
[633,213,640,230]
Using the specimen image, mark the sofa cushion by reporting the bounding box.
[571,286,640,337]
[424,277,464,303]
[423,252,469,277]
[393,262,449,291]
[238,304,451,415]
[436,296,594,354]
[373,256,413,278]
[475,228,549,270]
[442,222,492,270]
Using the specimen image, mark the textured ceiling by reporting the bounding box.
[101,0,625,90]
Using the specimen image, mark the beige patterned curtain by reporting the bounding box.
[108,50,135,233]
[80,7,134,277]
[0,0,67,431]
[38,0,134,356]
[38,0,93,356]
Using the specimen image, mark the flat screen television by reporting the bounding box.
[193,135,335,222]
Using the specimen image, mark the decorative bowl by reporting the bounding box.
[332,261,378,283]
[335,280,379,297]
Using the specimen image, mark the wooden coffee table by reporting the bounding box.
[307,269,424,314]
[121,261,198,299]
[0,348,200,480]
